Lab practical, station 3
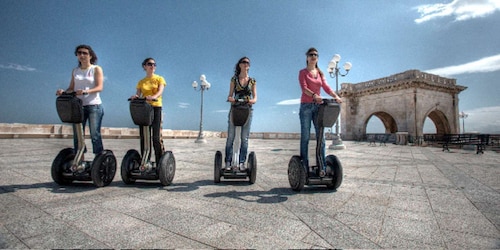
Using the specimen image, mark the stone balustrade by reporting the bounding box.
[0,123,312,140]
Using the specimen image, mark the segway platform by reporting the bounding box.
[214,150,256,184]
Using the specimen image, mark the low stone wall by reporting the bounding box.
[0,123,308,140]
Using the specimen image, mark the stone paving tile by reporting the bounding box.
[381,215,445,247]
[442,229,500,249]
[334,212,384,243]
[298,212,380,248]
[0,224,27,249]
[434,211,500,238]
[22,229,110,249]
[426,187,484,216]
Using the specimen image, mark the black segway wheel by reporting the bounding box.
[121,149,140,184]
[326,154,343,190]
[288,155,306,191]
[159,151,175,186]
[51,148,75,185]
[214,151,222,183]
[248,151,257,184]
[91,150,117,187]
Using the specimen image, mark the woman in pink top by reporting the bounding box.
[298,47,342,172]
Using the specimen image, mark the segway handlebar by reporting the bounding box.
[58,91,77,97]
[320,98,340,106]
[228,98,251,106]
[128,97,158,102]
[234,98,248,104]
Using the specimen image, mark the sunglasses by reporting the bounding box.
[146,62,156,67]
[308,53,318,57]
[77,51,89,55]
[240,61,250,65]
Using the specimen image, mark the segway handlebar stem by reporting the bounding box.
[128,97,158,102]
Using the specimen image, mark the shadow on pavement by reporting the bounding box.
[0,181,103,194]
[204,187,297,204]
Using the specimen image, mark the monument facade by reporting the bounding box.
[339,70,467,141]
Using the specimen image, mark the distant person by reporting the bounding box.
[56,44,105,156]
[130,58,166,164]
[224,57,258,171]
[298,47,342,174]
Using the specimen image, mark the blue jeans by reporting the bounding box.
[299,103,325,168]
[225,109,253,164]
[73,104,104,155]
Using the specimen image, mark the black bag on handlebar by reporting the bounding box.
[130,99,154,126]
[56,95,83,123]
[317,99,340,127]
[231,103,250,126]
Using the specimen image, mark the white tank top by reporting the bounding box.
[73,65,102,106]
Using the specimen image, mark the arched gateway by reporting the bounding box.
[339,70,467,142]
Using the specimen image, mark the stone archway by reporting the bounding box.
[368,111,398,133]
[339,70,467,140]
[426,109,451,135]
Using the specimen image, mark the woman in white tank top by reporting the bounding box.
[56,44,105,155]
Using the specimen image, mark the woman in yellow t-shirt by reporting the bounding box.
[130,57,166,164]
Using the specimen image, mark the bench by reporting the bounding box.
[441,134,488,154]
[423,134,447,146]
[368,133,391,146]
[486,134,500,152]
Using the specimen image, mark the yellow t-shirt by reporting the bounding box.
[136,74,166,107]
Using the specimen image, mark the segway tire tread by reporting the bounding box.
[325,155,343,190]
[214,151,222,183]
[91,150,117,187]
[51,148,75,185]
[121,149,140,184]
[288,155,306,191]
[159,151,175,186]
[248,151,257,184]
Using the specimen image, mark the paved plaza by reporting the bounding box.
[0,138,499,249]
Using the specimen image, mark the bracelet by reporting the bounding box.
[312,93,316,98]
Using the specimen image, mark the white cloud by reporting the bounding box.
[0,63,36,71]
[415,0,500,24]
[276,99,300,105]
[461,106,500,133]
[177,102,189,108]
[424,54,500,76]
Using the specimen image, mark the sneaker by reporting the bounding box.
[239,163,246,171]
[225,162,231,171]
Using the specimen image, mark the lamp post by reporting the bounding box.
[459,111,468,134]
[327,54,352,150]
[192,74,211,143]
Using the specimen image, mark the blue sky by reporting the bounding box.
[1,0,499,133]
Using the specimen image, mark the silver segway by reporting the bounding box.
[51,92,117,187]
[121,98,175,186]
[288,99,343,191]
[214,99,257,184]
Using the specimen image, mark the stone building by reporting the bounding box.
[339,70,467,141]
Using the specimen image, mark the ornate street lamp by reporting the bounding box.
[192,74,211,143]
[459,111,468,134]
[327,54,352,150]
